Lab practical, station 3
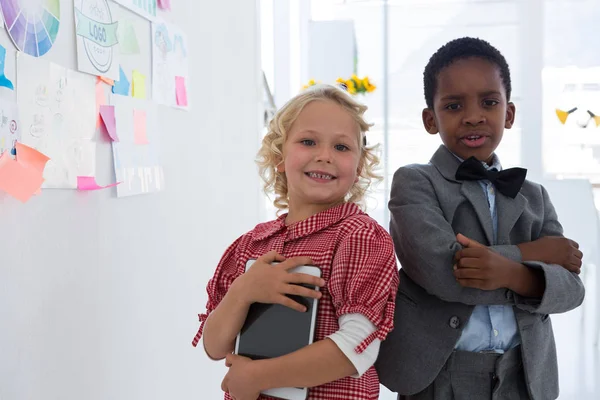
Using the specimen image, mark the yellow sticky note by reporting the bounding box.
[132,70,146,100]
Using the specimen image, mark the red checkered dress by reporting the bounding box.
[192,202,399,400]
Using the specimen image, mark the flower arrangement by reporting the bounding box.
[336,75,376,95]
[301,75,376,95]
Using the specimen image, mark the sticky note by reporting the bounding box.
[133,110,148,144]
[132,70,146,100]
[120,20,140,55]
[77,176,120,191]
[158,0,171,10]
[175,76,188,107]
[99,76,114,86]
[112,66,130,96]
[99,105,119,141]
[0,152,44,202]
[0,44,14,90]
[15,143,50,173]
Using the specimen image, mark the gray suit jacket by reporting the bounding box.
[375,145,585,400]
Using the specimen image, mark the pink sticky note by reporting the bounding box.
[77,176,121,191]
[175,76,188,107]
[158,0,171,10]
[133,110,149,144]
[15,142,50,173]
[96,79,106,128]
[0,152,44,202]
[99,105,119,142]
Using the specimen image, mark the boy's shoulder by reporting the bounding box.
[520,178,548,201]
[393,161,445,187]
[397,160,546,189]
[397,161,436,172]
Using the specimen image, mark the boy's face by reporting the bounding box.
[422,57,516,164]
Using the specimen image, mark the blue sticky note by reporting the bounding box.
[112,66,130,96]
[0,45,14,90]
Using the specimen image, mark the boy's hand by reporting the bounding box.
[230,251,324,312]
[222,354,261,400]
[454,234,517,290]
[456,233,485,249]
[518,237,583,274]
[453,247,518,290]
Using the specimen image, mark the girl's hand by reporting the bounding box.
[231,251,324,312]
[221,354,261,400]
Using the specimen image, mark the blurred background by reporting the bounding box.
[259,1,600,398]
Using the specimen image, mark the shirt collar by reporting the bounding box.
[253,202,364,241]
[447,146,503,171]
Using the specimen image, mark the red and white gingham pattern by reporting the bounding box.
[192,202,399,400]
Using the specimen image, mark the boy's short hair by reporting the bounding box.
[423,37,512,109]
[256,84,381,214]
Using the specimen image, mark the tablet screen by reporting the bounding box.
[237,284,316,360]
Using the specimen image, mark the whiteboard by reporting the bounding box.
[0,1,263,399]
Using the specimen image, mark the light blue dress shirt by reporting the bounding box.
[453,154,521,353]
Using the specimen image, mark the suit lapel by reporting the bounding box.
[495,191,527,244]
[431,145,494,245]
[460,181,495,245]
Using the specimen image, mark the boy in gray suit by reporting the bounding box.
[375,37,585,400]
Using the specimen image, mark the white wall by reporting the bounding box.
[0,1,263,399]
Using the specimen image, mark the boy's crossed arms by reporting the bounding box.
[453,233,582,297]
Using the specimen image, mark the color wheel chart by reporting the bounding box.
[0,0,60,57]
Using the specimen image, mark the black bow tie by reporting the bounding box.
[455,157,527,199]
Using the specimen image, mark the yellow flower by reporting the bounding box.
[335,75,376,95]
[346,80,357,94]
[302,79,321,91]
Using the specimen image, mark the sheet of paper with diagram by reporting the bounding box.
[109,94,164,197]
[0,98,19,157]
[112,0,156,21]
[152,20,189,110]
[0,44,18,157]
[17,53,96,188]
[74,0,120,80]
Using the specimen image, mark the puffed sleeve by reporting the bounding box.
[192,235,245,347]
[328,220,399,353]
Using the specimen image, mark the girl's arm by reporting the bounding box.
[222,339,360,399]
[203,252,321,360]
[249,313,379,388]
[254,338,356,389]
[202,283,251,360]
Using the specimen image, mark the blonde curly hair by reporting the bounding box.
[256,84,381,214]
